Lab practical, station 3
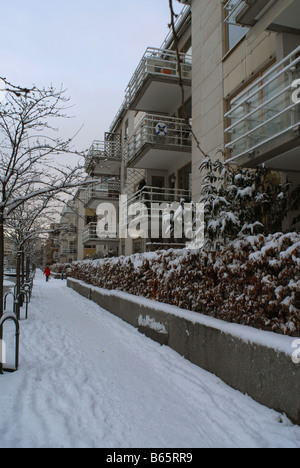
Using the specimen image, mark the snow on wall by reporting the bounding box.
[54,232,300,337]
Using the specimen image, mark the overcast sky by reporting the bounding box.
[1,0,183,157]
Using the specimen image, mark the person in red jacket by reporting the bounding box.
[43,266,51,282]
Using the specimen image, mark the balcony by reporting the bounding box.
[125,47,192,114]
[126,114,192,170]
[61,201,77,218]
[128,185,191,207]
[83,222,119,245]
[84,179,121,209]
[85,133,121,176]
[121,186,192,249]
[228,0,300,34]
[225,46,300,171]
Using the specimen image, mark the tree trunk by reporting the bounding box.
[0,216,4,374]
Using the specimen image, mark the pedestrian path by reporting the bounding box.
[0,271,299,448]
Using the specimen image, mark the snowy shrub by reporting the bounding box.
[51,263,72,277]
[199,158,289,249]
[70,233,300,336]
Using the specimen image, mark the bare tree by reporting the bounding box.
[168,0,209,160]
[0,81,87,319]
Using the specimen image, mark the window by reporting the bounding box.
[133,240,142,254]
[224,0,249,52]
[178,97,192,120]
[178,163,191,192]
[181,37,192,64]
[124,119,129,141]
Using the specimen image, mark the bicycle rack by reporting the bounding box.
[0,313,20,373]
[18,291,29,320]
[4,287,30,320]
[3,292,16,314]
[22,283,32,301]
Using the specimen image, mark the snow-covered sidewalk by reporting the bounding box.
[0,271,299,448]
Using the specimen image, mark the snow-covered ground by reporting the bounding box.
[0,271,299,448]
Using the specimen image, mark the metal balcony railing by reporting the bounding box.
[83,222,118,244]
[60,248,77,255]
[128,186,191,207]
[85,134,122,171]
[83,223,98,243]
[126,114,191,165]
[120,185,192,239]
[125,47,192,109]
[225,46,300,163]
[84,179,121,206]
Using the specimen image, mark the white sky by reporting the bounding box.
[1,0,183,156]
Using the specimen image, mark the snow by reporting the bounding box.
[138,315,168,335]
[4,280,15,287]
[0,270,299,448]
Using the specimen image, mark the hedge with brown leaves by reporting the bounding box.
[65,233,300,336]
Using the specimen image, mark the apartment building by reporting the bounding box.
[65,0,299,261]
[109,5,193,255]
[81,134,122,258]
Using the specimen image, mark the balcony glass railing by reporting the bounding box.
[126,114,191,165]
[225,46,300,163]
[125,47,192,108]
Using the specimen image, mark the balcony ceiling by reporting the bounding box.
[89,160,121,177]
[129,79,191,114]
[228,137,300,172]
[265,145,300,172]
[237,0,300,34]
[129,147,191,171]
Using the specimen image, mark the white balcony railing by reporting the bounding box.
[225,46,300,163]
[128,186,191,207]
[119,185,192,240]
[84,179,121,206]
[125,47,192,108]
[126,114,191,165]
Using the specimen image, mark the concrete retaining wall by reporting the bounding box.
[67,278,300,426]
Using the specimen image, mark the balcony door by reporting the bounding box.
[178,163,191,193]
[152,176,165,201]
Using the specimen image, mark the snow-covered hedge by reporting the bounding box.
[50,263,72,277]
[67,233,300,336]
